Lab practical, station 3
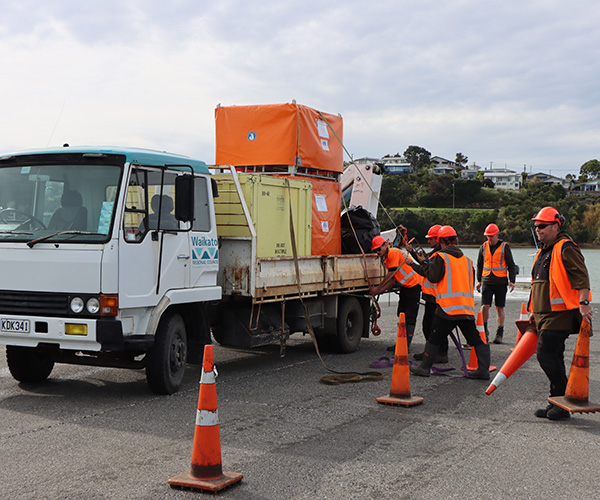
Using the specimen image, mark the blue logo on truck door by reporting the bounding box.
[191,235,219,267]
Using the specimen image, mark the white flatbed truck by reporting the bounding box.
[0,146,382,394]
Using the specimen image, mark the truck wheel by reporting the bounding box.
[146,312,187,395]
[336,297,363,353]
[6,346,54,383]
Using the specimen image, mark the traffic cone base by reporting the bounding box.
[168,470,244,492]
[547,396,600,415]
[377,313,423,408]
[546,320,600,414]
[467,364,497,373]
[376,394,424,407]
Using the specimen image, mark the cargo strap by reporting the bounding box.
[284,180,383,385]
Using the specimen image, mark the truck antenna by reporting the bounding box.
[47,99,66,147]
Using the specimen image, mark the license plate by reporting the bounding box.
[1,318,30,333]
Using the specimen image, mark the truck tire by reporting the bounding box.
[336,297,363,353]
[146,312,187,395]
[6,346,54,383]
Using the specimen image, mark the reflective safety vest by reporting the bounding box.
[385,247,422,288]
[532,239,592,311]
[482,241,508,278]
[421,250,439,297]
[435,252,475,316]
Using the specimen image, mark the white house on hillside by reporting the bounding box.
[381,156,412,174]
[430,165,457,175]
[526,172,574,189]
[483,170,521,190]
[461,164,480,179]
[431,156,457,169]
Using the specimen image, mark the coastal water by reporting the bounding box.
[462,246,600,302]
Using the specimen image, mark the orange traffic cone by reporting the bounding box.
[467,312,497,373]
[485,319,538,395]
[169,345,243,492]
[548,319,600,414]
[376,313,424,407]
[511,303,529,351]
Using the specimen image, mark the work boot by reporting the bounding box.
[534,403,554,418]
[467,344,491,380]
[410,342,438,377]
[435,350,448,363]
[547,405,571,421]
[493,327,504,344]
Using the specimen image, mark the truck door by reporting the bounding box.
[188,175,219,289]
[118,167,190,309]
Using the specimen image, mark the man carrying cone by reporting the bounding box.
[529,207,593,421]
[408,225,491,379]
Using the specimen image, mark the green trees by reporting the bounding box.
[374,150,600,245]
[580,159,600,179]
[378,172,598,245]
[403,146,431,171]
[455,152,468,168]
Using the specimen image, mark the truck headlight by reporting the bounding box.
[86,297,101,314]
[70,297,84,314]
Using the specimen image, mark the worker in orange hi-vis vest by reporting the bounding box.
[530,207,593,421]
[370,235,422,351]
[408,225,491,380]
[475,223,518,344]
[406,225,449,364]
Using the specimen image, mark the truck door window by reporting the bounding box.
[193,176,211,232]
[123,168,180,242]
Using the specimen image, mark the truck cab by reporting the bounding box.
[0,146,220,394]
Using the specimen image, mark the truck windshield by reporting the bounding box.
[0,162,122,243]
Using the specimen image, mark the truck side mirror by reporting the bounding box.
[175,175,194,222]
[211,177,219,198]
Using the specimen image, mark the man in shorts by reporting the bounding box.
[476,224,517,344]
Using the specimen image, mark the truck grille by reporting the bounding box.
[0,291,69,317]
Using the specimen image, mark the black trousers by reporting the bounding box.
[396,284,421,327]
[429,315,484,347]
[422,301,448,353]
[537,329,570,397]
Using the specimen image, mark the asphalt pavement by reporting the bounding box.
[1,296,600,499]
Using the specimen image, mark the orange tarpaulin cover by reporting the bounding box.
[215,103,344,172]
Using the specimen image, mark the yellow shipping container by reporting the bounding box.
[213,173,312,257]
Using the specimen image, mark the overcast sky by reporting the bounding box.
[1,0,599,178]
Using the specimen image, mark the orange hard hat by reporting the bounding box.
[531,206,562,226]
[371,235,386,251]
[438,225,457,238]
[484,223,500,236]
[425,224,442,239]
